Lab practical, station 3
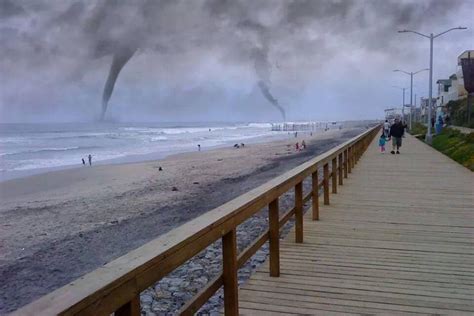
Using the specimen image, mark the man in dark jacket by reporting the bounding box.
[389,118,404,154]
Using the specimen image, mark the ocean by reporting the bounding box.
[0,122,317,181]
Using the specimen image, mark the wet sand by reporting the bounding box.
[0,127,364,314]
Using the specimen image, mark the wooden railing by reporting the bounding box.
[14,125,380,316]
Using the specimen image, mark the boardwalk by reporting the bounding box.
[239,134,474,315]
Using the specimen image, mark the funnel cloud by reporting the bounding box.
[258,80,286,121]
[101,48,136,121]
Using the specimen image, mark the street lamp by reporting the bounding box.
[393,68,429,130]
[398,27,467,143]
[392,86,408,121]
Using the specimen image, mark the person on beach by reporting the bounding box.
[295,142,299,151]
[198,144,201,151]
[88,154,92,166]
[388,118,404,154]
[82,158,85,165]
[301,140,306,149]
[383,120,390,137]
[379,132,387,154]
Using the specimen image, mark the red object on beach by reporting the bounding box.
[295,142,299,151]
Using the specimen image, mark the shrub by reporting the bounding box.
[410,122,427,136]
[432,128,474,171]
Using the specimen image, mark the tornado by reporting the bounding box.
[100,47,136,121]
[257,80,286,121]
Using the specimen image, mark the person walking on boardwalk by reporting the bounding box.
[88,154,92,166]
[383,120,390,137]
[379,131,387,154]
[388,118,404,154]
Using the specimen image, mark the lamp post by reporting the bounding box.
[393,68,429,130]
[414,93,417,122]
[398,27,467,144]
[392,86,407,121]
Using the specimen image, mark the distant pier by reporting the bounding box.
[271,121,341,131]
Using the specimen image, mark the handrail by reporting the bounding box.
[13,124,381,316]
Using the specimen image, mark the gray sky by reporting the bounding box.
[1,0,473,123]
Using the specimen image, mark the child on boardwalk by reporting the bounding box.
[379,132,387,153]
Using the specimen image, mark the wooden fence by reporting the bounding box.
[14,125,381,316]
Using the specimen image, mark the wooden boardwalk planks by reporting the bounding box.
[239,134,474,315]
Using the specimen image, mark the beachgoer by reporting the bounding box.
[240,143,245,148]
[82,158,85,165]
[388,118,404,154]
[383,120,390,137]
[379,132,387,154]
[295,142,299,151]
[234,143,240,148]
[198,144,201,151]
[88,154,92,166]
[295,132,298,138]
[301,140,306,149]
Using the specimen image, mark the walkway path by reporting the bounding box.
[451,125,474,134]
[238,134,474,315]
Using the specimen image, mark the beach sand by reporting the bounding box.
[0,127,364,313]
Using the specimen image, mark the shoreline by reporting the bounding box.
[0,132,290,183]
[0,127,365,314]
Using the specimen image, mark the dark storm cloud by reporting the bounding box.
[0,0,26,18]
[0,0,470,122]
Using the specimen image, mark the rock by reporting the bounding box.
[140,293,154,304]
[155,289,171,299]
[194,276,208,285]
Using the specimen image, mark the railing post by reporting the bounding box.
[347,147,352,174]
[295,182,303,243]
[323,163,330,205]
[222,229,238,316]
[331,157,337,194]
[351,146,356,169]
[116,295,140,316]
[354,144,359,163]
[357,143,361,162]
[269,198,280,277]
[344,149,348,178]
[338,153,343,185]
[311,170,319,220]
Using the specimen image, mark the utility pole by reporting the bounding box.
[393,68,429,130]
[392,86,407,121]
[414,93,417,122]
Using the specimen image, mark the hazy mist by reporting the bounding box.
[1,0,472,123]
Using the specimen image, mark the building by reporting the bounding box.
[434,50,471,118]
[420,97,436,123]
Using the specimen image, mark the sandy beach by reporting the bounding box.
[0,127,364,313]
